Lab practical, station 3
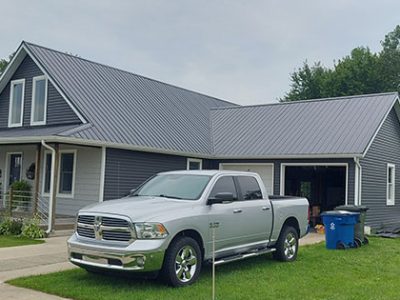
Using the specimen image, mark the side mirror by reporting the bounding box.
[207,192,235,205]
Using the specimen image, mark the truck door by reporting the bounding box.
[235,176,273,244]
[207,175,272,257]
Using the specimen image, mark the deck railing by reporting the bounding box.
[0,189,49,227]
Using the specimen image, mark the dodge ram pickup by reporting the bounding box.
[68,170,309,286]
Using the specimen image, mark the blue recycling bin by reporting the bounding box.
[321,210,360,249]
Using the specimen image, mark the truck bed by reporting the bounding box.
[269,195,306,201]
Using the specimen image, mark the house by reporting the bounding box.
[0,41,399,232]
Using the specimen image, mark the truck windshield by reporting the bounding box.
[132,174,211,200]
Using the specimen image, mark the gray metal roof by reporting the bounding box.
[0,124,80,138]
[2,42,399,158]
[211,93,399,157]
[24,42,237,154]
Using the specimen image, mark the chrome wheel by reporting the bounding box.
[175,245,198,283]
[284,232,297,260]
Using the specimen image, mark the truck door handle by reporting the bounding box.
[262,207,270,211]
[233,209,242,214]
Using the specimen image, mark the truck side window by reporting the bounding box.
[209,176,238,200]
[237,176,263,200]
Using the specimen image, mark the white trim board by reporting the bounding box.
[186,158,203,170]
[362,96,400,157]
[280,163,349,205]
[4,152,23,188]
[98,146,106,202]
[30,75,48,126]
[57,149,77,198]
[8,79,25,128]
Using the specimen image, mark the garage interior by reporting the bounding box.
[284,166,346,226]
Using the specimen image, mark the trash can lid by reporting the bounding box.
[334,205,369,212]
[321,210,360,216]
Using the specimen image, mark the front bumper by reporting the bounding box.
[67,234,166,272]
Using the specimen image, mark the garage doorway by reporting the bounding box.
[282,164,347,225]
[219,163,274,195]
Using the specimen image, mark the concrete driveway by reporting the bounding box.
[0,232,324,299]
[0,235,75,300]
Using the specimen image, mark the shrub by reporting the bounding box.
[21,217,45,239]
[0,217,23,235]
[10,180,32,209]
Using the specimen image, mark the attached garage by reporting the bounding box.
[281,164,348,226]
[219,163,274,195]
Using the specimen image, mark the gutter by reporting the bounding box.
[41,140,56,234]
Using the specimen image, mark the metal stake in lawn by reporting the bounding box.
[210,221,219,300]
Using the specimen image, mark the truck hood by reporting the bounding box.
[79,196,196,222]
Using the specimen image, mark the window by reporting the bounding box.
[31,76,47,125]
[237,176,263,200]
[43,152,52,194]
[8,79,25,127]
[59,151,76,195]
[7,153,22,187]
[209,176,237,200]
[187,158,202,170]
[387,164,395,206]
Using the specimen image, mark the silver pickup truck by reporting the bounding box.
[68,170,309,286]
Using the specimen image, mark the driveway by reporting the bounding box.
[0,235,75,300]
[0,232,324,299]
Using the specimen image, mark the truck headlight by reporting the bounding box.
[134,223,169,239]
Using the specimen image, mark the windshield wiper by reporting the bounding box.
[157,194,182,199]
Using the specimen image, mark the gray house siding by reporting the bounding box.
[216,158,355,204]
[360,108,400,228]
[104,148,187,200]
[0,55,80,128]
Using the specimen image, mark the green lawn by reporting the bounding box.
[8,237,400,300]
[0,235,44,248]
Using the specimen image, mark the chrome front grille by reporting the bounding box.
[76,214,134,243]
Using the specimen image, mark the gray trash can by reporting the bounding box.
[335,205,369,245]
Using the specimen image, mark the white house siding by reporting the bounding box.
[0,144,37,203]
[39,144,102,216]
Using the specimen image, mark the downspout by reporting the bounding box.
[354,157,362,206]
[41,140,56,234]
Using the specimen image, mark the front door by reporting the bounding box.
[8,153,22,187]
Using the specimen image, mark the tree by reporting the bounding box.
[282,26,400,101]
[0,53,14,76]
[284,61,330,101]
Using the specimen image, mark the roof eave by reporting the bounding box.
[0,135,362,160]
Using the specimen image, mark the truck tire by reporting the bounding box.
[273,226,299,262]
[161,236,202,287]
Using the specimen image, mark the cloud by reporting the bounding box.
[1,0,399,105]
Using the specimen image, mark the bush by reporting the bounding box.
[0,217,23,235]
[21,217,45,239]
[10,180,32,209]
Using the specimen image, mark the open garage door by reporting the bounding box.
[283,165,347,226]
[220,163,274,195]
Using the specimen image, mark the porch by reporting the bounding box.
[0,142,103,232]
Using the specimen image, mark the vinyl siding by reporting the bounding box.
[0,55,80,128]
[104,148,187,200]
[40,144,102,216]
[360,108,400,228]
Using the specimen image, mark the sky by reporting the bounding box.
[1,0,399,105]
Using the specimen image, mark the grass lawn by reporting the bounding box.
[8,237,400,300]
[0,235,44,248]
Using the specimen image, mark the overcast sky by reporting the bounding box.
[1,1,399,105]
